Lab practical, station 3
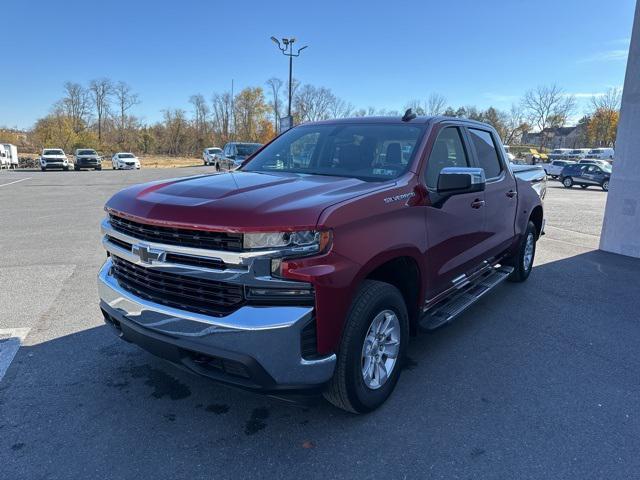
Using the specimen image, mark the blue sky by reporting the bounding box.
[1,0,635,129]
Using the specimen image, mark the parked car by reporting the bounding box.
[2,143,18,169]
[0,145,7,169]
[565,148,591,160]
[560,163,611,191]
[548,148,572,161]
[203,147,223,168]
[543,160,576,178]
[111,153,141,170]
[40,149,70,171]
[221,142,262,169]
[585,148,614,160]
[74,149,102,171]
[98,116,545,413]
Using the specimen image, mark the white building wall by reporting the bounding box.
[599,0,640,258]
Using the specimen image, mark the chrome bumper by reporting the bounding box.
[98,259,336,388]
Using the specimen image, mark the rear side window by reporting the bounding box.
[425,127,469,188]
[468,129,503,179]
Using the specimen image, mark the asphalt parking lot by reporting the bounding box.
[1,168,639,479]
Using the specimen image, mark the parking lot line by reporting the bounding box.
[0,177,32,188]
[0,328,30,382]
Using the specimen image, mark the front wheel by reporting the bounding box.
[580,185,588,189]
[41,166,46,172]
[602,180,609,191]
[324,280,408,414]
[506,221,537,283]
[563,177,573,188]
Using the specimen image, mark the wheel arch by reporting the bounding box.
[356,250,424,336]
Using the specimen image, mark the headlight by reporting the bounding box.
[243,231,330,251]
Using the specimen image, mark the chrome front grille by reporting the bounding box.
[110,255,244,316]
[108,214,243,251]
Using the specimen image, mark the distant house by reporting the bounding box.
[522,124,586,149]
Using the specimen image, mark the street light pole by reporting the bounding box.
[270,36,308,130]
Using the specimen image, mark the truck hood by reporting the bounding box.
[106,171,387,231]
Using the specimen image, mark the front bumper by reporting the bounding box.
[98,259,336,391]
[77,158,101,167]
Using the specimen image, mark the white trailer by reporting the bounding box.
[2,144,18,169]
[0,145,7,170]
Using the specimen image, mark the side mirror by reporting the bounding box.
[437,167,486,196]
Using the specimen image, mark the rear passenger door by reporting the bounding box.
[466,127,518,259]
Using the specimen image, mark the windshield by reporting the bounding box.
[208,148,222,154]
[118,153,135,159]
[78,150,96,155]
[601,164,612,172]
[44,149,64,155]
[243,123,425,181]
[236,144,262,156]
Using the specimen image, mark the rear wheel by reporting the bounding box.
[506,221,537,283]
[324,280,408,414]
[580,185,588,189]
[563,177,573,188]
[602,180,609,191]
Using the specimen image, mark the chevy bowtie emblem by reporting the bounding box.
[132,244,166,264]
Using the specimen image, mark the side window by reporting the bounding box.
[468,128,503,179]
[425,127,469,189]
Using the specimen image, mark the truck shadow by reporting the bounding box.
[3,250,640,477]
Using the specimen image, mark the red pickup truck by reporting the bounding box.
[98,115,546,413]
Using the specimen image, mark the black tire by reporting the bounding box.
[562,177,573,188]
[215,162,221,172]
[63,166,69,171]
[96,166,102,171]
[580,185,588,189]
[324,280,409,414]
[602,180,609,192]
[74,166,80,171]
[41,166,46,172]
[506,221,537,283]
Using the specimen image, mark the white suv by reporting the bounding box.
[203,147,223,168]
[40,149,70,171]
[543,160,575,178]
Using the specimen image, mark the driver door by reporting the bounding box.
[423,125,487,301]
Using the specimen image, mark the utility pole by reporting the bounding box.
[270,36,308,131]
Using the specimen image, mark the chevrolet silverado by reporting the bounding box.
[98,114,546,413]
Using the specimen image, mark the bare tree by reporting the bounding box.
[502,104,530,145]
[265,78,283,132]
[294,85,337,122]
[591,87,622,112]
[161,109,188,155]
[522,84,575,148]
[89,78,114,142]
[211,92,234,143]
[61,82,91,133]
[114,81,140,144]
[426,93,447,116]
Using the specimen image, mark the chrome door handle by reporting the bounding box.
[471,199,485,209]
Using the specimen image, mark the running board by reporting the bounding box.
[419,265,514,331]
